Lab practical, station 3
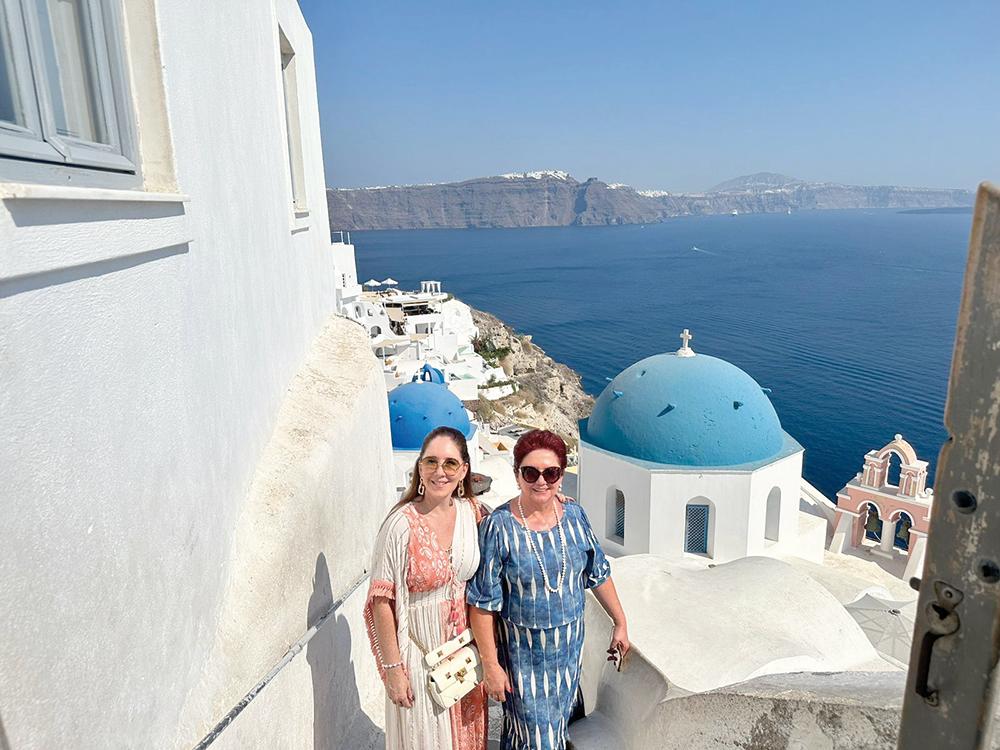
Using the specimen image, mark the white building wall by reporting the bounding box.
[331,240,362,313]
[579,444,817,564]
[648,471,753,561]
[578,445,652,556]
[745,451,805,557]
[0,1,391,748]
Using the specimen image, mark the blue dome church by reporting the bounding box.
[388,381,476,451]
[577,330,824,564]
[387,381,478,494]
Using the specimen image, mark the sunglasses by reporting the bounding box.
[419,456,464,475]
[518,465,563,484]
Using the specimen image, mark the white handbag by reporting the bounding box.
[423,628,483,709]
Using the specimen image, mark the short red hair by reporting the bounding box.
[513,429,567,470]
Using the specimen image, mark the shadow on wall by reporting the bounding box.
[0,243,189,299]
[306,553,383,750]
[0,709,10,750]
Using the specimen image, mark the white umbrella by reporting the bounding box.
[363,279,381,287]
[382,277,398,286]
[845,594,917,667]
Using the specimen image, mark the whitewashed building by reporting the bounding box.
[363,285,512,400]
[1,2,391,748]
[578,332,824,563]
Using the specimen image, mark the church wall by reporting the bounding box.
[0,1,392,747]
[745,450,805,557]
[577,444,652,556]
[648,471,753,561]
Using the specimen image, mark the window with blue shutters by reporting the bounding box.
[606,487,625,544]
[685,503,710,555]
[614,490,625,540]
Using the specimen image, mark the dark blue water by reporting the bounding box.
[354,209,971,500]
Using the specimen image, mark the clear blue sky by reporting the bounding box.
[299,0,999,193]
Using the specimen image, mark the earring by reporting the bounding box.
[418,481,425,496]
[458,483,465,498]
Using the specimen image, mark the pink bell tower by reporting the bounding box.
[828,434,933,581]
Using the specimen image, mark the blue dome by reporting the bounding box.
[388,382,475,451]
[585,352,784,466]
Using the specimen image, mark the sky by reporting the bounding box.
[299,0,1000,193]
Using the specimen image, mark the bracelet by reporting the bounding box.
[381,660,404,671]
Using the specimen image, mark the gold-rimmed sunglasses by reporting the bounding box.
[418,456,465,475]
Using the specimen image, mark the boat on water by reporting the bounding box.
[730,209,739,216]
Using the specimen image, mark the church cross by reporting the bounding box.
[677,328,695,357]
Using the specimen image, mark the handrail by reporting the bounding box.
[191,572,368,749]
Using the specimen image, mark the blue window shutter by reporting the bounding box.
[685,504,710,554]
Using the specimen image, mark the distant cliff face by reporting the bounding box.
[327,171,975,231]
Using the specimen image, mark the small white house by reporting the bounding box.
[578,332,822,563]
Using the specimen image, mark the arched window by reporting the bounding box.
[765,487,781,542]
[894,512,913,551]
[354,305,362,318]
[685,500,712,556]
[864,503,883,542]
[369,325,382,339]
[605,487,625,544]
[886,452,902,487]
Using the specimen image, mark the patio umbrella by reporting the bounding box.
[382,277,398,286]
[363,279,381,287]
[845,593,917,667]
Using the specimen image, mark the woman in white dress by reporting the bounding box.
[364,426,488,750]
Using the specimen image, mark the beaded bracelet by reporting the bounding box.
[373,626,404,671]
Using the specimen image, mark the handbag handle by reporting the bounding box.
[423,628,474,669]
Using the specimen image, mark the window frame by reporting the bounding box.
[0,0,141,188]
[278,26,307,216]
[684,502,711,556]
[606,486,625,545]
[614,491,626,540]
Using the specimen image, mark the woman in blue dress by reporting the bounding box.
[468,429,629,750]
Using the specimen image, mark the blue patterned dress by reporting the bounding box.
[467,501,611,750]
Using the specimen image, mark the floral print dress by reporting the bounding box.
[364,498,488,750]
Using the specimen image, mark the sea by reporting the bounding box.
[353,208,973,501]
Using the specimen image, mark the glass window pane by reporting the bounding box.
[33,0,108,143]
[0,5,24,126]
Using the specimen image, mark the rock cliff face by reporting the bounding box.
[469,306,593,452]
[327,171,975,230]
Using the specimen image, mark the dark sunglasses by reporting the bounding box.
[419,456,464,475]
[518,465,563,484]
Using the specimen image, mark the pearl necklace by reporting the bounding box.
[517,494,567,593]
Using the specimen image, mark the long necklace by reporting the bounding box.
[517,494,567,593]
